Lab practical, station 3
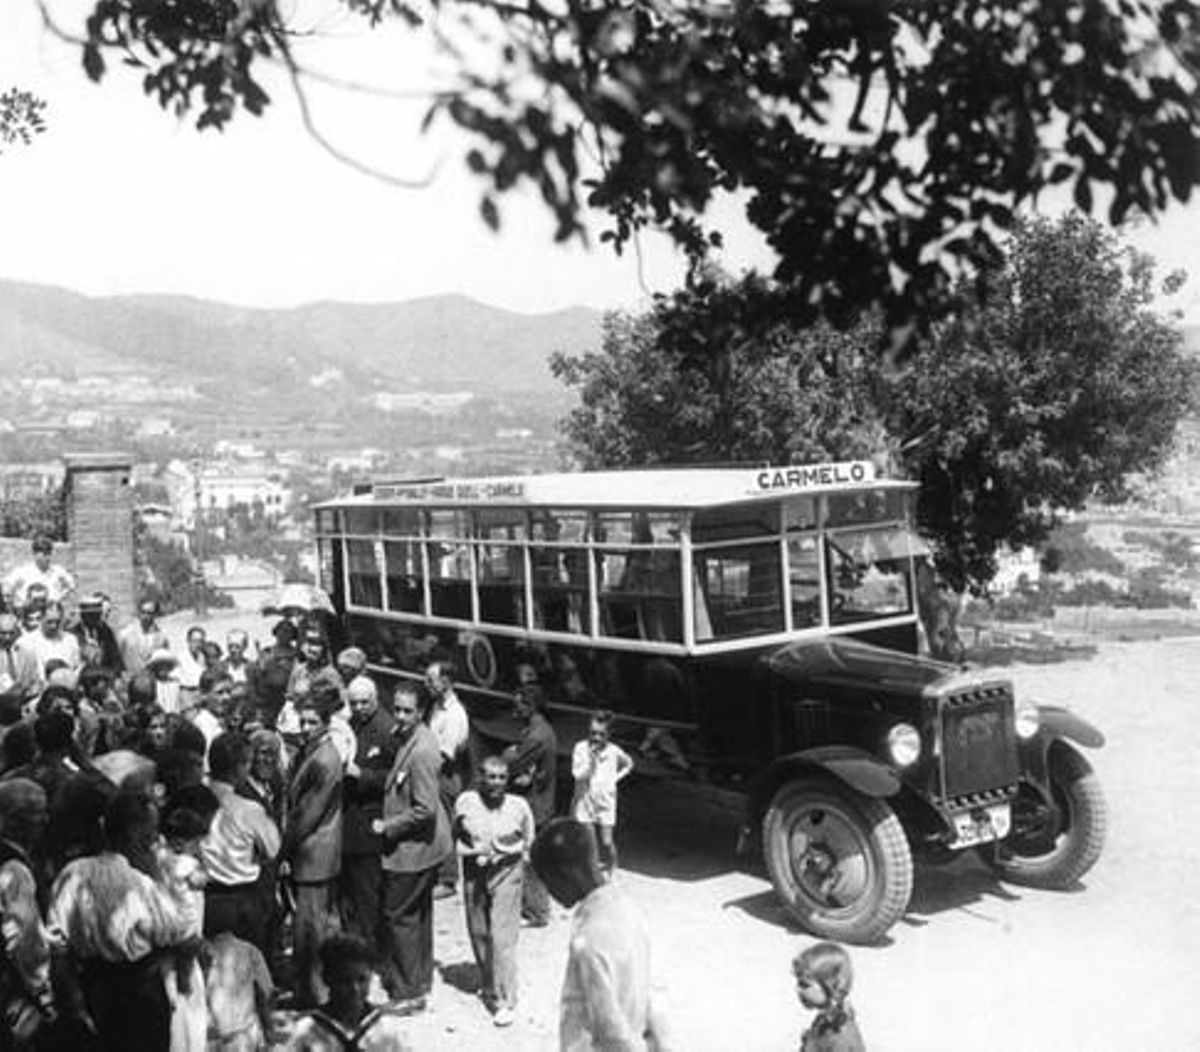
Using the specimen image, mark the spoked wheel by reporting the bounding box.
[981,744,1106,888]
[762,778,912,944]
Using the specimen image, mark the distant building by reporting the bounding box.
[164,460,290,529]
[368,391,474,415]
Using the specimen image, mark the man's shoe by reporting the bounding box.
[493,1006,515,1027]
[433,883,456,900]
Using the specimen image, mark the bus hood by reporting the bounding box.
[765,637,959,696]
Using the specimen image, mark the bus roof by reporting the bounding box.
[316,461,916,512]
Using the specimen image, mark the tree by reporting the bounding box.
[0,88,45,153]
[554,214,1198,594]
[0,488,66,541]
[552,274,888,468]
[891,213,1197,591]
[54,0,1200,352]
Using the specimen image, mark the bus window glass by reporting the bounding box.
[596,549,682,642]
[426,511,472,620]
[693,543,784,640]
[428,510,471,539]
[787,535,821,628]
[476,542,525,627]
[344,508,381,535]
[383,508,422,536]
[345,539,383,609]
[532,546,589,634]
[316,538,337,596]
[595,512,680,547]
[384,540,423,614]
[827,489,908,528]
[827,527,914,624]
[315,509,339,535]
[474,509,528,540]
[532,510,588,544]
[784,498,818,532]
[692,504,780,542]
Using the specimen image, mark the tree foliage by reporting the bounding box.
[67,0,1200,351]
[555,214,1198,593]
[0,88,46,153]
[0,488,66,541]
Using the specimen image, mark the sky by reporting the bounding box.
[2,0,1199,322]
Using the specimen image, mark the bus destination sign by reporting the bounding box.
[754,461,875,493]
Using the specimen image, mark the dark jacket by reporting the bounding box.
[342,706,398,856]
[504,712,559,825]
[282,732,343,884]
[380,723,451,875]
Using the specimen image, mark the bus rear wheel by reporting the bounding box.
[762,778,912,945]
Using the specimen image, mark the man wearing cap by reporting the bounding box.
[118,599,170,678]
[2,536,74,612]
[71,593,123,675]
[339,675,397,950]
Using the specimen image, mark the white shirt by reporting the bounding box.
[428,690,470,761]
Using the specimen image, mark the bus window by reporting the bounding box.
[344,507,381,535]
[784,497,818,532]
[315,509,339,535]
[345,539,383,609]
[694,543,784,641]
[531,546,588,635]
[595,511,680,547]
[382,508,422,535]
[384,540,423,614]
[827,526,913,623]
[693,503,780,542]
[532,510,588,544]
[827,489,908,528]
[475,542,525,627]
[427,510,472,620]
[596,549,682,642]
[787,534,821,628]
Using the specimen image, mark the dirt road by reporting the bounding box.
[395,635,1200,1051]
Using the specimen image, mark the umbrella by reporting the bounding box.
[261,582,335,618]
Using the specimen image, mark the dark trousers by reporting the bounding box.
[293,879,341,1009]
[339,852,384,949]
[437,771,460,890]
[77,956,170,1052]
[204,873,273,957]
[463,860,523,1009]
[521,860,551,924]
[380,865,439,1001]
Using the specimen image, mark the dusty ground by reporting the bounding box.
[171,613,1200,1050]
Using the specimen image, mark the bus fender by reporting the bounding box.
[1018,705,1105,784]
[745,745,901,843]
[1035,705,1105,750]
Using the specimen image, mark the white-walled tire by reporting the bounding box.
[762,778,913,944]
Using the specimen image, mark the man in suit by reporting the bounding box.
[280,682,344,1008]
[340,676,397,952]
[375,681,451,1012]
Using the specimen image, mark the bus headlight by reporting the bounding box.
[887,723,921,767]
[1015,702,1040,740]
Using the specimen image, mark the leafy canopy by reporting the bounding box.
[66,0,1200,351]
[0,88,46,153]
[554,214,1198,592]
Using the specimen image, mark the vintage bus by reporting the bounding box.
[315,461,1106,943]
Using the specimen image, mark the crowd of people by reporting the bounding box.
[0,534,863,1051]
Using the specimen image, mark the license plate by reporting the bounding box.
[949,803,1011,849]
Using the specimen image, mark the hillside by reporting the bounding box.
[0,279,602,394]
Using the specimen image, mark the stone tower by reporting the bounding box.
[64,453,135,620]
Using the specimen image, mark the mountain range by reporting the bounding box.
[0,278,605,395]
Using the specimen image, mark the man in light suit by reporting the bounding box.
[375,681,451,1012]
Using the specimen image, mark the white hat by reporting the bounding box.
[146,648,178,669]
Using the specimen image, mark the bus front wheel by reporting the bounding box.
[762,778,913,945]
